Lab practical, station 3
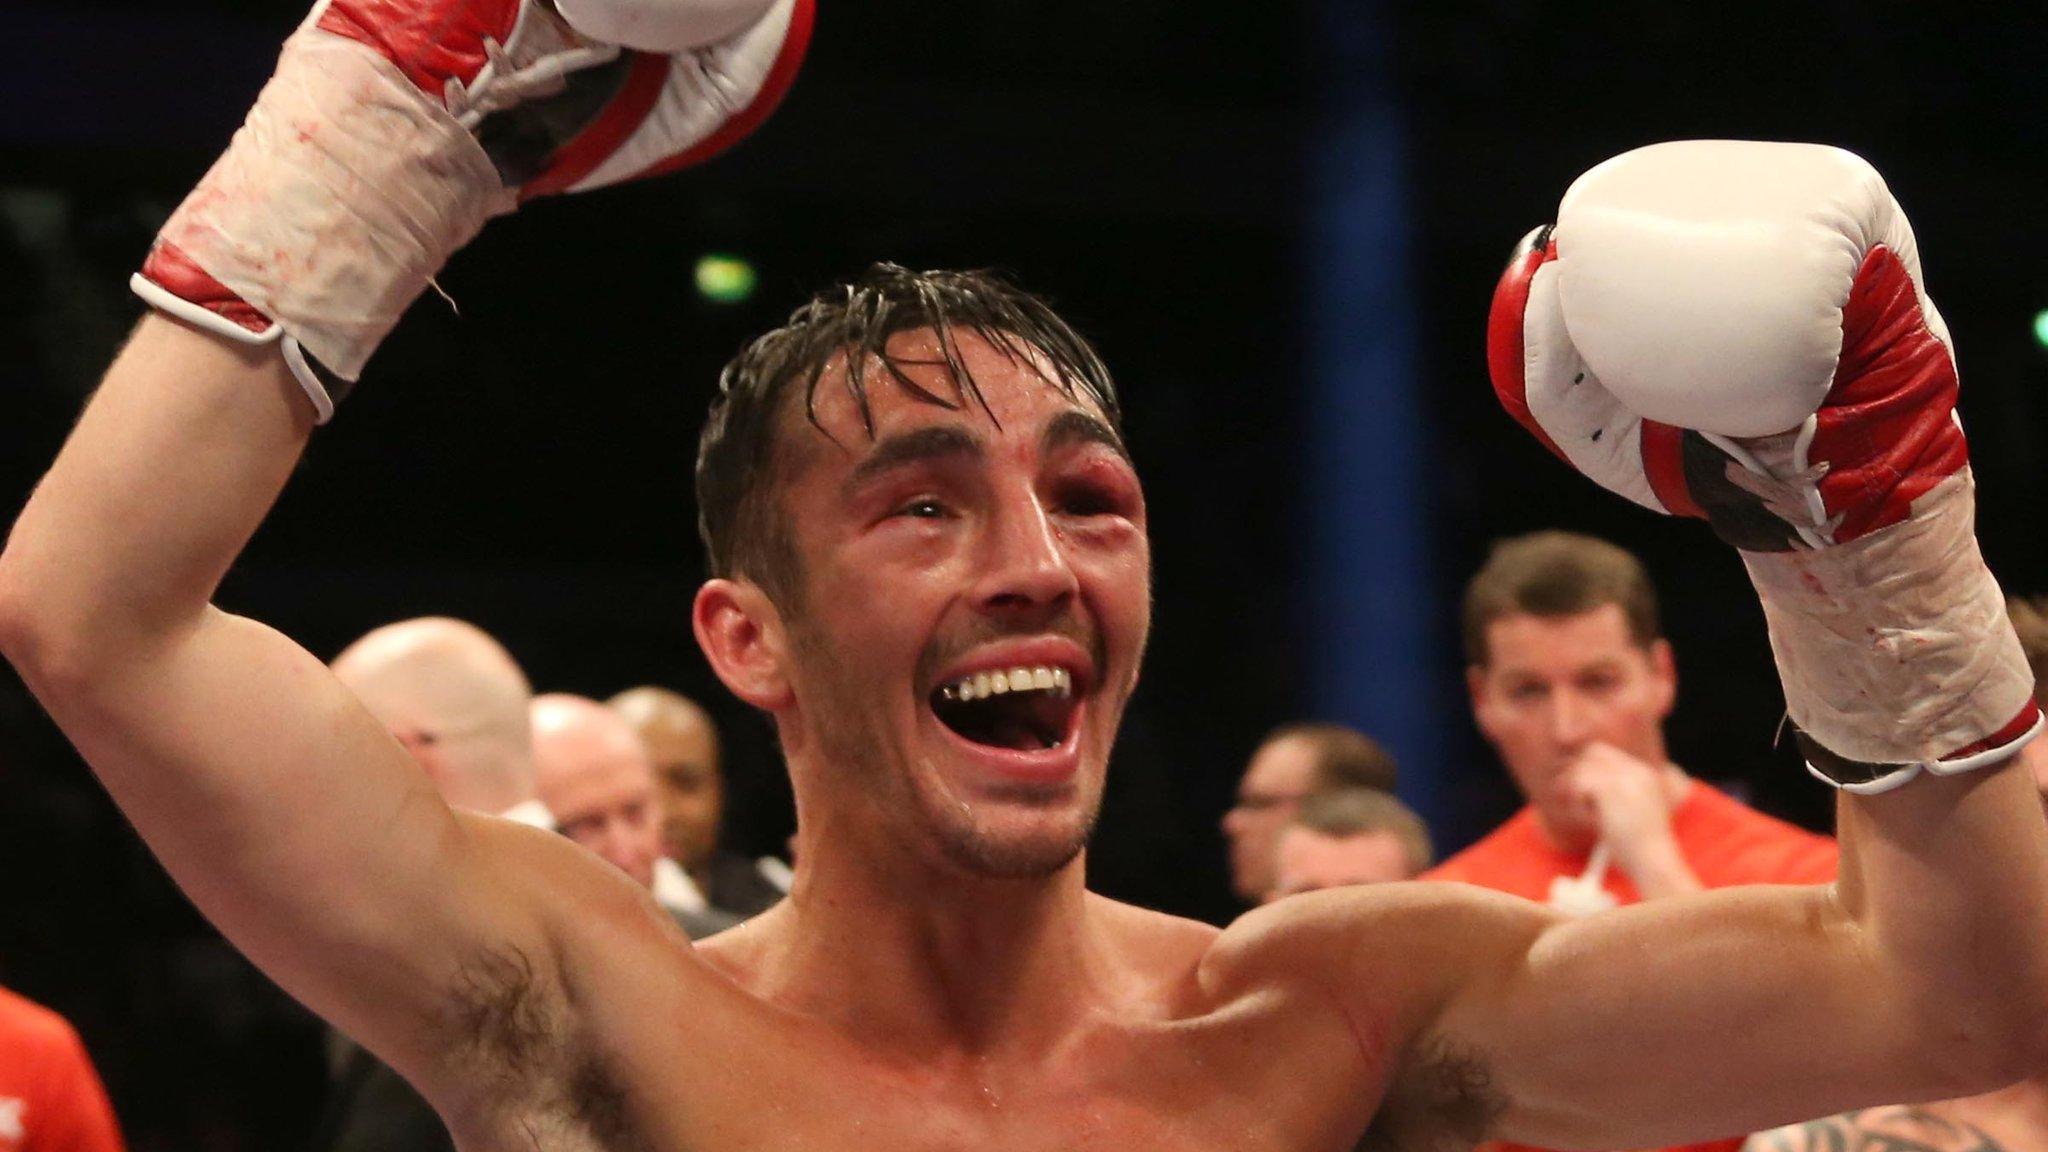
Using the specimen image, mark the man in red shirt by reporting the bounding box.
[1426,531,1837,1152]
[0,986,124,1152]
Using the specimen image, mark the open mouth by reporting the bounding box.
[930,665,1078,752]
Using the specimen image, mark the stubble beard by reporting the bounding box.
[926,770,1100,879]
[793,626,1104,882]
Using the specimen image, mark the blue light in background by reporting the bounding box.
[1304,0,1446,831]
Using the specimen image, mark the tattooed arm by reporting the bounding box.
[1745,1106,2009,1152]
[1257,765,2048,1152]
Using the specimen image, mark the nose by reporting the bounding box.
[1549,687,1594,749]
[594,817,638,870]
[972,483,1079,616]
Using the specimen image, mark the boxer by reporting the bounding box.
[0,0,2043,1144]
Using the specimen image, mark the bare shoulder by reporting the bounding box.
[1202,881,1546,999]
[1202,882,1557,1149]
[1089,892,1223,963]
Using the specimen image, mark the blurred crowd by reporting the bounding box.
[8,526,2048,1152]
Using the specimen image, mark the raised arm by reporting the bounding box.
[1377,768,2046,1149]
[1360,141,2048,1149]
[0,0,808,1111]
[0,312,573,1095]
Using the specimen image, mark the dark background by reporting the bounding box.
[2,2,2046,1148]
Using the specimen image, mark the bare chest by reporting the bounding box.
[598,996,1383,1152]
[695,1046,1362,1151]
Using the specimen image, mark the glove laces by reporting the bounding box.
[441,11,622,131]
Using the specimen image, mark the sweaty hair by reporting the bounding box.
[1462,530,1660,667]
[1291,787,1434,874]
[1261,721,1399,792]
[2011,596,2048,707]
[694,263,1122,606]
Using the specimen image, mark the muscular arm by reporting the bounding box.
[1346,137,2048,1151]
[0,0,799,1126]
[0,318,593,1107]
[1746,1109,2009,1152]
[1330,762,2048,1150]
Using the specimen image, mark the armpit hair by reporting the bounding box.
[444,943,644,1151]
[448,943,557,1082]
[1360,1035,1508,1152]
[565,1050,639,1150]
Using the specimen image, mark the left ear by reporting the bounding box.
[693,578,796,713]
[1647,638,1678,719]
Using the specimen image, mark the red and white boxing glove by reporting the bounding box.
[1489,140,2042,794]
[133,0,814,421]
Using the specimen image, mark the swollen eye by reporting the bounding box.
[1057,484,1120,516]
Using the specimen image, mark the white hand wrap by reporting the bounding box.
[1743,471,2040,794]
[132,0,808,421]
[136,16,518,401]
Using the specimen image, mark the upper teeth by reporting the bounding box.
[938,665,1073,703]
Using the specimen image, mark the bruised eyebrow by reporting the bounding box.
[1042,410,1130,465]
[842,425,984,496]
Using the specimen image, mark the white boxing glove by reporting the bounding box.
[1488,140,2041,794]
[555,0,782,52]
[133,0,812,420]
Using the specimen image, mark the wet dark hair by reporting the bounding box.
[694,263,1123,605]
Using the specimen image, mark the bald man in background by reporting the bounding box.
[309,617,547,1152]
[532,694,739,937]
[610,686,788,918]
[329,617,550,830]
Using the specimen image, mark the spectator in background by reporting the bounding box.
[1741,596,2048,1152]
[0,984,124,1152]
[532,694,739,937]
[1222,722,1398,904]
[308,617,548,1152]
[1263,787,1431,901]
[1425,531,1837,1152]
[609,686,788,918]
[330,617,551,831]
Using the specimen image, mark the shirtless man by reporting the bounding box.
[0,4,2044,1150]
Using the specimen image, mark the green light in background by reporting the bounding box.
[695,254,758,304]
[2034,309,2048,350]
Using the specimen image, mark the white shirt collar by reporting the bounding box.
[497,799,556,831]
[652,856,710,915]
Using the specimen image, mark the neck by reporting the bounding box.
[758,817,1108,1060]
